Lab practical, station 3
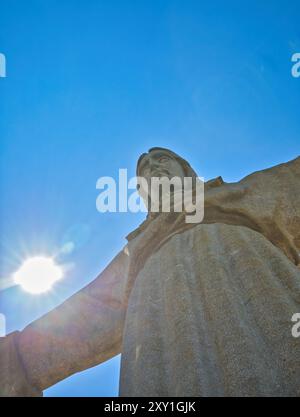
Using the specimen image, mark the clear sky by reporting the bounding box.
[0,0,299,396]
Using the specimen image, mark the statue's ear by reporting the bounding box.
[205,176,225,190]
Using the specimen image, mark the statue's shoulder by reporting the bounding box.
[285,155,300,172]
[240,155,300,185]
[205,176,225,189]
[268,155,300,173]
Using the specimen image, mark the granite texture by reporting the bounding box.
[1,152,299,396]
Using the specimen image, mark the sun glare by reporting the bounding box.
[13,256,63,294]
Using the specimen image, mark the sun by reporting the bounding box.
[13,256,63,294]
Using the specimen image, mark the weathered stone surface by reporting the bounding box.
[0,332,42,396]
[121,223,300,396]
[0,149,299,396]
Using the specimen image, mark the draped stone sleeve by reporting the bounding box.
[204,156,300,266]
[0,247,129,396]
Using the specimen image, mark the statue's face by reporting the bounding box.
[138,149,185,184]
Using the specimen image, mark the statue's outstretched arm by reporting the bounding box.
[0,247,129,396]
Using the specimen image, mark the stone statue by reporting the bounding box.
[1,148,300,397]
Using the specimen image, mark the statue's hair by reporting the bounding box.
[136,147,198,178]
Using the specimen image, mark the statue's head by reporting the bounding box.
[136,147,198,211]
[137,147,197,182]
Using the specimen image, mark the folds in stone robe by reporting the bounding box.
[1,156,299,396]
[119,156,300,396]
[121,223,300,396]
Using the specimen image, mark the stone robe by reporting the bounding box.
[1,156,300,396]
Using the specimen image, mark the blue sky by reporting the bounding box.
[0,0,299,396]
